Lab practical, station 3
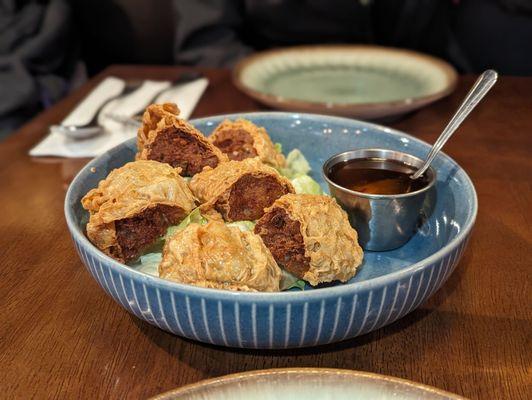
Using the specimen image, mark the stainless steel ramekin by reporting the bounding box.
[323,149,437,251]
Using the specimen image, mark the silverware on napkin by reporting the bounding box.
[53,71,204,140]
[30,74,209,158]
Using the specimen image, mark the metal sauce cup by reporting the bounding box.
[323,149,437,251]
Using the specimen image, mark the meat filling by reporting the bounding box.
[254,207,311,278]
[215,174,290,221]
[147,127,220,175]
[115,204,184,262]
[211,129,258,161]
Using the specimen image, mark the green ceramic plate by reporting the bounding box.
[151,368,466,400]
[233,45,457,120]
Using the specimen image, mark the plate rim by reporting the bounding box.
[232,44,458,112]
[149,367,468,400]
[65,111,477,302]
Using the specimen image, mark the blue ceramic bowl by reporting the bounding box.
[65,112,477,349]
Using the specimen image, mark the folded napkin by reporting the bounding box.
[29,76,209,158]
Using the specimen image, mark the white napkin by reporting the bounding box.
[29,76,209,158]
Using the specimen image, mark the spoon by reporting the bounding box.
[411,69,498,180]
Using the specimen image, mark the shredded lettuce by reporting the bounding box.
[277,148,325,195]
[287,279,306,291]
[165,207,207,239]
[226,220,256,232]
[274,142,283,153]
[131,252,161,276]
[280,269,306,291]
[280,149,311,178]
[291,174,323,195]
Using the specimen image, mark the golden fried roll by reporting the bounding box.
[160,221,282,292]
[254,194,363,286]
[209,119,285,168]
[189,158,294,222]
[82,160,196,263]
[136,103,226,176]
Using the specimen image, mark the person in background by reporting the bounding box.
[1,0,531,139]
[172,0,532,74]
[0,0,82,139]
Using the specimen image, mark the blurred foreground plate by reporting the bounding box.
[233,45,457,120]
[151,368,466,400]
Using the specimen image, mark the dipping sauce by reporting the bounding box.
[327,158,429,195]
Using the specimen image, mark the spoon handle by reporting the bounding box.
[411,69,498,180]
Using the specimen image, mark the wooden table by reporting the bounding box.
[1,66,530,400]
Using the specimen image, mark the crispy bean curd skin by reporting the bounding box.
[81,160,196,263]
[136,103,227,176]
[255,194,363,286]
[189,158,295,222]
[160,221,282,292]
[209,119,286,168]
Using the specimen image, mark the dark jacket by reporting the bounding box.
[0,0,79,137]
[173,0,532,74]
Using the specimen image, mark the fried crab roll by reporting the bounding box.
[81,160,196,263]
[136,103,227,176]
[254,194,363,286]
[209,119,285,168]
[159,221,282,292]
[189,158,294,222]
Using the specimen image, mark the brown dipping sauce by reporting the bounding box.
[327,158,430,195]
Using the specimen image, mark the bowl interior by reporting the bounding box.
[66,112,476,288]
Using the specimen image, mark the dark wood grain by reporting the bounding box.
[1,66,530,400]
